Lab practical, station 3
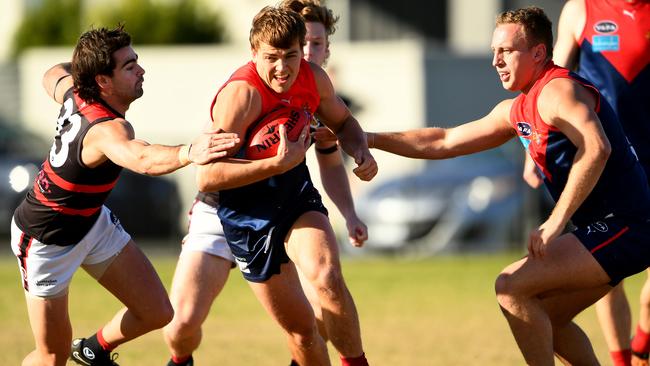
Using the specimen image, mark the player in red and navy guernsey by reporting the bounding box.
[195,6,376,366]
[519,1,650,364]
[10,26,237,366]
[364,7,650,364]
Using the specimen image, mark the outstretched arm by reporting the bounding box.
[369,99,515,159]
[43,62,73,104]
[83,118,238,176]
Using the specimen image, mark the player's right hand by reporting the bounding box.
[190,130,239,165]
[273,123,310,173]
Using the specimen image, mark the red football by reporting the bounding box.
[245,106,311,160]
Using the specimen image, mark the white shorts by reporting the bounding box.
[11,206,131,298]
[181,200,234,263]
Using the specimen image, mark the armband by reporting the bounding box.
[316,145,338,155]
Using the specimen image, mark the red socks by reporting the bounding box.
[96,328,116,352]
[341,353,369,366]
[610,349,631,366]
[632,325,650,354]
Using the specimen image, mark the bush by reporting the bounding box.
[12,0,225,58]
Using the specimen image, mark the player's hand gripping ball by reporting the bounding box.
[245,106,312,160]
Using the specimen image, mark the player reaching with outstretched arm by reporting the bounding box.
[10,25,237,366]
[520,1,650,365]
[359,7,650,364]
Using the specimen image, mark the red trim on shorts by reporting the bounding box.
[43,160,117,193]
[32,186,101,216]
[17,232,34,291]
[590,226,630,253]
[185,199,200,235]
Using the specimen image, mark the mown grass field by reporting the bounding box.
[0,246,645,365]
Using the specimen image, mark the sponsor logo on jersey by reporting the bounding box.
[594,20,618,34]
[592,35,620,52]
[516,122,532,136]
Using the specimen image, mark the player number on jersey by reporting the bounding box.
[49,97,82,168]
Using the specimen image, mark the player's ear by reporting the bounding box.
[533,44,546,62]
[95,74,111,92]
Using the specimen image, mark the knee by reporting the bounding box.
[494,272,520,310]
[164,309,203,340]
[141,297,174,330]
[287,325,322,350]
[312,266,346,301]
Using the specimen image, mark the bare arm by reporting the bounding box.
[553,0,584,69]
[43,62,73,104]
[369,99,515,159]
[529,78,611,257]
[196,81,310,191]
[82,118,237,176]
[312,64,377,181]
[315,141,368,246]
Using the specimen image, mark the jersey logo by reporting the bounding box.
[591,35,620,52]
[516,122,532,136]
[593,20,618,34]
[623,9,635,20]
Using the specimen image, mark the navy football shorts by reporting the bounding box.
[223,189,328,283]
[574,215,650,286]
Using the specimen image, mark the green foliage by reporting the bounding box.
[11,0,225,58]
[11,0,82,57]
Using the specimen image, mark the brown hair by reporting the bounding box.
[249,6,306,50]
[496,6,553,60]
[280,0,339,36]
[72,25,131,103]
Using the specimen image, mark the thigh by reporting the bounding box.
[98,240,169,313]
[169,250,232,321]
[25,292,72,356]
[248,263,316,332]
[501,232,611,297]
[285,211,340,281]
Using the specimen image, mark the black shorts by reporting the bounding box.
[573,215,650,286]
[223,189,328,283]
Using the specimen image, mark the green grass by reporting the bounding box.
[0,248,645,365]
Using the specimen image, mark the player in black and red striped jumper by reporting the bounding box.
[10,25,238,366]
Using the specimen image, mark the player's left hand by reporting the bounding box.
[346,215,368,247]
[190,130,239,165]
[528,217,564,258]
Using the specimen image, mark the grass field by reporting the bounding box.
[0,245,646,365]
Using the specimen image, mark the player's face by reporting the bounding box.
[108,46,145,102]
[304,22,329,67]
[253,40,303,94]
[491,23,537,93]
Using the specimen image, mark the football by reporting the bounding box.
[245,106,311,160]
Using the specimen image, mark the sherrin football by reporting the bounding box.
[245,106,311,160]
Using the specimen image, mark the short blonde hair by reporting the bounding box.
[496,6,553,60]
[249,5,306,50]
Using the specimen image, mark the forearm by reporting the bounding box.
[196,157,283,192]
[319,156,357,219]
[370,128,453,159]
[132,144,189,176]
